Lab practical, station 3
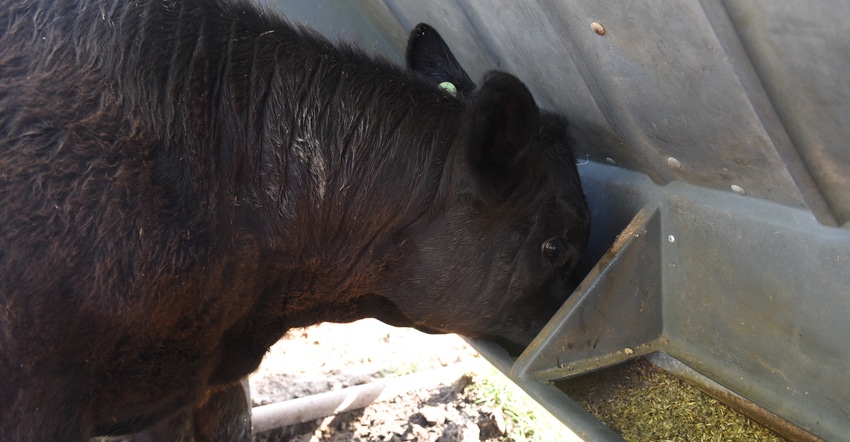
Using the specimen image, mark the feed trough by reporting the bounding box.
[275,1,850,440]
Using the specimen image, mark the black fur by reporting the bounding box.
[0,0,590,440]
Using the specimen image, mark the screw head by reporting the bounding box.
[591,22,606,36]
[667,157,681,170]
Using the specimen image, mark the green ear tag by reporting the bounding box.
[438,81,457,97]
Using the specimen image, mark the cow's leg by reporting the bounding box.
[91,407,193,442]
[2,386,89,442]
[192,380,252,442]
[97,380,251,442]
[104,408,195,442]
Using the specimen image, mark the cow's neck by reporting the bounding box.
[232,23,466,309]
[116,0,465,317]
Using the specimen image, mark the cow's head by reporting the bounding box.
[370,24,590,354]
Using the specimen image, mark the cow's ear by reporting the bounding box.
[464,71,540,199]
[406,23,475,98]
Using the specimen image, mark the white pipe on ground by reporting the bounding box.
[251,364,473,433]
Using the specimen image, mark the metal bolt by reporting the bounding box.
[667,157,681,170]
[731,184,746,195]
[591,22,606,36]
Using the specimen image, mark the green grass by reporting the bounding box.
[376,361,422,378]
[467,365,582,442]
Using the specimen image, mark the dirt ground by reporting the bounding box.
[249,319,531,442]
[248,319,790,442]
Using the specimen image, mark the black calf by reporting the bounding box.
[0,0,589,439]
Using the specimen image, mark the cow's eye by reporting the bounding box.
[541,237,568,265]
